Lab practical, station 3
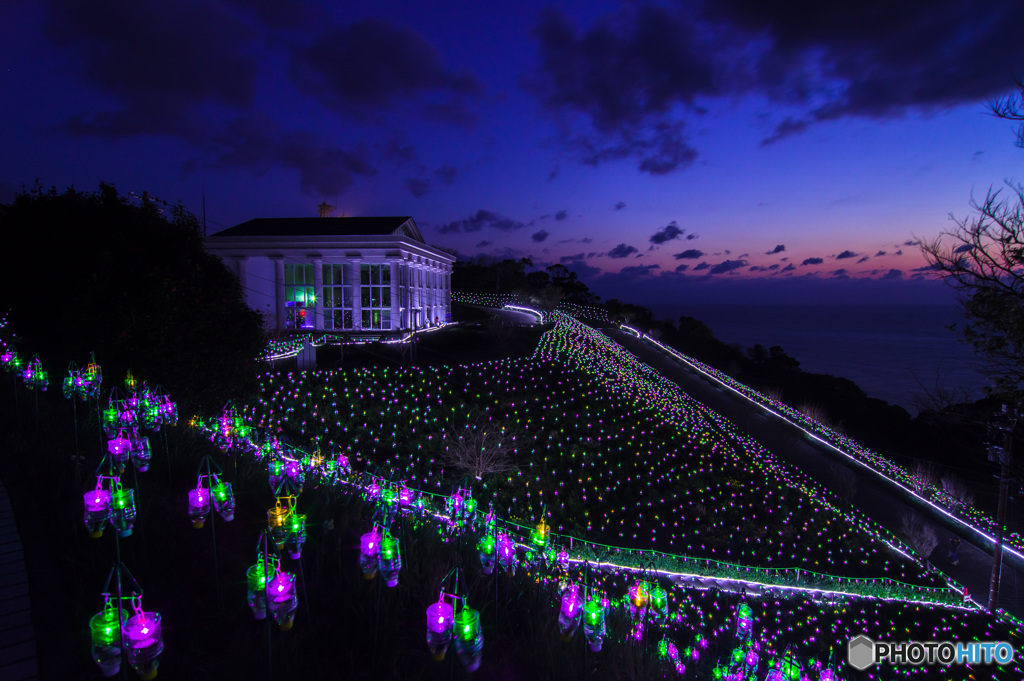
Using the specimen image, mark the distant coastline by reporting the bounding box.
[642,303,986,413]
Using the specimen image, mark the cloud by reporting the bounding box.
[555,209,569,221]
[835,250,859,260]
[649,221,684,244]
[875,250,887,257]
[801,257,824,266]
[532,230,550,243]
[781,263,796,272]
[882,268,904,280]
[434,164,457,186]
[857,256,870,263]
[525,6,709,173]
[404,177,430,197]
[436,209,527,233]
[693,261,711,271]
[614,201,626,210]
[768,264,780,270]
[607,243,639,259]
[475,240,492,247]
[675,264,688,272]
[289,18,480,122]
[749,265,769,272]
[765,244,786,254]
[560,253,586,263]
[833,269,848,277]
[953,244,974,254]
[895,250,903,256]
[619,264,661,278]
[686,233,698,240]
[709,259,748,274]
[902,239,922,247]
[673,249,704,260]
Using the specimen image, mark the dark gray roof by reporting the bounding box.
[212,217,416,238]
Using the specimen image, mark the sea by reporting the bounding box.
[647,304,988,414]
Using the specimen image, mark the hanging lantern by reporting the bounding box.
[556,548,569,571]
[477,535,496,575]
[818,670,836,681]
[425,598,455,660]
[399,484,414,507]
[285,513,307,560]
[629,581,650,621]
[650,585,669,623]
[158,395,176,426]
[359,529,381,579]
[378,535,402,587]
[366,481,382,501]
[530,517,549,549]
[84,487,112,538]
[187,487,210,529]
[454,607,484,672]
[124,608,163,680]
[583,597,606,652]
[89,601,122,677]
[736,602,754,641]
[496,533,516,574]
[108,434,131,469]
[267,503,290,549]
[130,435,152,472]
[284,459,304,491]
[558,584,583,641]
[267,571,298,630]
[765,649,804,681]
[268,459,285,492]
[246,557,279,620]
[109,487,136,537]
[211,480,235,521]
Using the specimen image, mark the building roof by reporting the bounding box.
[212,217,422,241]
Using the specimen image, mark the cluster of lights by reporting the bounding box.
[63,359,103,400]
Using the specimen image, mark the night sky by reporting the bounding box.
[3,0,1023,305]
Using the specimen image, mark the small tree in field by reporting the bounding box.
[439,421,521,480]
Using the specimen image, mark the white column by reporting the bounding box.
[272,256,285,331]
[350,260,362,329]
[389,260,400,331]
[313,258,323,331]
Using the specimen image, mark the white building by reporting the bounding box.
[205,216,454,334]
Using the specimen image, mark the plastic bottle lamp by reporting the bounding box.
[583,598,606,652]
[378,536,402,587]
[187,488,210,529]
[650,585,669,623]
[109,487,136,537]
[497,533,516,574]
[558,584,583,641]
[129,436,152,473]
[267,504,290,549]
[285,513,306,560]
[425,599,454,660]
[89,603,121,677]
[477,535,496,575]
[246,558,279,620]
[211,480,235,521]
[267,571,298,630]
[454,607,484,672]
[359,529,381,579]
[736,602,754,641]
[124,610,163,681]
[84,488,111,538]
[108,434,131,469]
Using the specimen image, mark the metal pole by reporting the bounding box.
[989,408,1017,613]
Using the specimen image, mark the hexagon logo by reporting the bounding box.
[848,635,876,670]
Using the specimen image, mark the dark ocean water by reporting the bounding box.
[649,304,988,413]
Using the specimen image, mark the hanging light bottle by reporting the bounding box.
[211,479,235,521]
[109,484,137,537]
[650,585,669,624]
[83,485,112,538]
[583,596,606,652]
[187,486,210,529]
[454,604,484,672]
[558,583,583,641]
[267,500,290,549]
[425,597,455,661]
[477,534,496,575]
[267,570,298,630]
[629,580,650,622]
[246,556,279,620]
[123,600,163,681]
[359,528,381,579]
[378,534,402,587]
[285,512,306,560]
[108,432,132,471]
[89,599,122,677]
[129,433,152,473]
[735,602,754,642]
[496,533,516,575]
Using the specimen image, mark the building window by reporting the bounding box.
[360,264,391,330]
[322,263,353,330]
[284,263,314,329]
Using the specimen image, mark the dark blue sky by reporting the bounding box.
[3,0,1022,304]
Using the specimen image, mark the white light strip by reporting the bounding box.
[621,325,1024,564]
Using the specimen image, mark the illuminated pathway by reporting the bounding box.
[608,326,1024,620]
